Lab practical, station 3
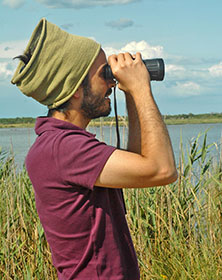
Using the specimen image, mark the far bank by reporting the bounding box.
[0,113,222,128]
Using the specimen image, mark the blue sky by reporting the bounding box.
[1,0,222,118]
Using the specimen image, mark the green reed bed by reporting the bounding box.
[0,154,57,279]
[125,133,222,280]
[0,133,222,279]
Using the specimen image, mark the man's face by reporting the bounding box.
[80,49,115,120]
[81,81,112,119]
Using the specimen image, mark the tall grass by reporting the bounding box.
[0,152,57,279]
[125,133,222,279]
[0,132,222,279]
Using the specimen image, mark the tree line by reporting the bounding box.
[0,113,222,125]
[163,113,222,120]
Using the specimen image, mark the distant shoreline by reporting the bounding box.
[0,114,222,128]
[163,118,222,125]
[0,118,222,128]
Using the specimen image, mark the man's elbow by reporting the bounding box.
[139,164,178,188]
[144,162,178,187]
[165,168,178,184]
[159,165,178,185]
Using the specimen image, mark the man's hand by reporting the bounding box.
[108,52,151,95]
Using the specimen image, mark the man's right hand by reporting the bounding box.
[108,52,151,96]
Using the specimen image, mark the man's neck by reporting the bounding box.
[52,110,90,129]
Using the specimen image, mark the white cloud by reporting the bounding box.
[208,62,222,77]
[103,40,164,58]
[0,40,28,59]
[171,81,201,97]
[36,0,139,9]
[103,46,118,57]
[106,18,134,30]
[0,40,25,81]
[2,0,25,8]
[0,62,16,81]
[166,64,186,79]
[122,41,164,58]
[166,64,185,73]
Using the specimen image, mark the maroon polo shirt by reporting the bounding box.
[26,117,140,280]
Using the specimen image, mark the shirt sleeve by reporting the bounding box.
[54,130,116,190]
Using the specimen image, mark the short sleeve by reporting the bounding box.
[54,131,116,190]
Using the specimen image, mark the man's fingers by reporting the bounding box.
[135,52,142,61]
[108,54,117,65]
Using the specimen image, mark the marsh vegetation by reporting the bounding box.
[0,133,221,279]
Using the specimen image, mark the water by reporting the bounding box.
[0,127,36,169]
[0,123,221,170]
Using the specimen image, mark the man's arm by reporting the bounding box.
[95,52,177,188]
[125,93,141,154]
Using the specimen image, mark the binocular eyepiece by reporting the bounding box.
[103,58,165,81]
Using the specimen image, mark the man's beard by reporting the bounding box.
[80,85,112,120]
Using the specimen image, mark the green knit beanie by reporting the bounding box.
[11,18,101,108]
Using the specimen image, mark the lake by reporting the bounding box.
[0,123,222,170]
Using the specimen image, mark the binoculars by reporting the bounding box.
[103,58,165,81]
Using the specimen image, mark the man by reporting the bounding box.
[11,18,177,280]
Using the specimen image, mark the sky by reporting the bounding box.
[0,0,222,118]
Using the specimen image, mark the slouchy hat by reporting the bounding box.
[11,18,101,108]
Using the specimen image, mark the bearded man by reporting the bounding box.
[11,18,177,280]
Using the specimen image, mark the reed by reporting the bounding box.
[0,131,221,279]
[0,153,57,279]
[124,132,222,279]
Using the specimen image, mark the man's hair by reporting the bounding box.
[14,52,90,117]
[13,29,40,65]
[14,52,32,64]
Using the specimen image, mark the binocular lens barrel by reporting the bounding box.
[103,58,165,81]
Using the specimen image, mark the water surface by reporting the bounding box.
[0,123,221,170]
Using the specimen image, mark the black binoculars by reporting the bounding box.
[103,58,165,81]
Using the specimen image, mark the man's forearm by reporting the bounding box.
[133,85,176,175]
[126,94,141,154]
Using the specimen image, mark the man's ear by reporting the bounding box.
[74,92,80,98]
[73,86,83,99]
